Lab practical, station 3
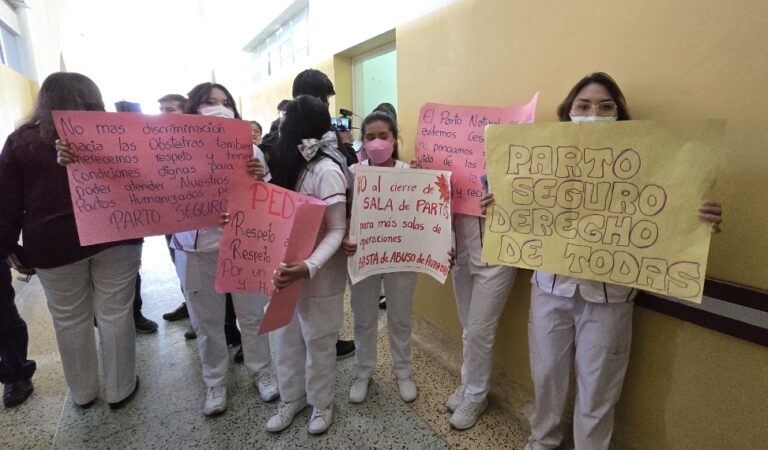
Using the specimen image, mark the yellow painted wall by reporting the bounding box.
[243,56,353,127]
[400,0,768,448]
[0,64,37,142]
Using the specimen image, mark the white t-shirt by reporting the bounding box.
[172,146,270,253]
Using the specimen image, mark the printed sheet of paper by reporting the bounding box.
[52,111,254,245]
[481,120,724,302]
[214,180,326,334]
[414,94,538,216]
[348,166,452,284]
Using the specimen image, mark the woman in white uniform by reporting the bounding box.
[447,206,518,429]
[342,111,419,403]
[172,82,277,416]
[482,72,723,450]
[263,95,351,435]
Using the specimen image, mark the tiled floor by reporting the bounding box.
[1,236,533,449]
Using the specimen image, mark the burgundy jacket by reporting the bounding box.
[0,124,140,268]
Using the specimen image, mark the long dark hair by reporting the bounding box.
[269,95,332,190]
[185,82,241,118]
[24,72,105,141]
[556,72,631,121]
[360,111,400,161]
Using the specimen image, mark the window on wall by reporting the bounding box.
[249,6,309,84]
[0,23,23,71]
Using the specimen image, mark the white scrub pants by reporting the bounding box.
[176,250,272,387]
[275,251,345,409]
[527,286,633,450]
[351,272,417,380]
[36,244,141,404]
[452,214,517,402]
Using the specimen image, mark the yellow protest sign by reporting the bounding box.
[481,120,723,302]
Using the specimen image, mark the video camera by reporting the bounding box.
[331,108,355,132]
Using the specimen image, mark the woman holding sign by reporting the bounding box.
[342,111,420,404]
[0,72,142,409]
[169,82,278,415]
[481,72,723,450]
[263,95,351,435]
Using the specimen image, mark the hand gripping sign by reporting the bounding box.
[215,178,326,334]
[348,166,452,284]
[481,120,724,302]
[52,111,254,245]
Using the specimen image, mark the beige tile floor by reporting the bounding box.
[1,236,534,449]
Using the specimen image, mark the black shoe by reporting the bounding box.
[162,302,189,322]
[233,345,244,363]
[3,378,34,408]
[109,376,139,410]
[379,296,387,309]
[336,340,355,361]
[135,316,158,334]
[184,326,197,340]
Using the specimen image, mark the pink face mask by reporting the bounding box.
[365,138,394,164]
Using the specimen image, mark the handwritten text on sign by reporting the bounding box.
[215,180,326,334]
[348,166,452,284]
[414,94,538,217]
[481,120,723,302]
[52,111,254,245]
[215,180,326,294]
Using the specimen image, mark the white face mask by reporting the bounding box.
[569,115,617,123]
[199,104,235,119]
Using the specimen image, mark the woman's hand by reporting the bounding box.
[219,212,230,226]
[448,248,456,269]
[342,237,357,256]
[246,157,266,180]
[273,261,310,290]
[698,200,723,233]
[55,139,78,166]
[409,159,423,169]
[479,192,495,216]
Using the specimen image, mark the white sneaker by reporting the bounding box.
[255,372,279,402]
[265,397,309,432]
[308,405,334,435]
[397,377,417,402]
[349,377,370,403]
[450,398,488,430]
[203,385,227,416]
[446,384,466,412]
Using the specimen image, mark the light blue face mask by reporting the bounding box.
[569,115,617,123]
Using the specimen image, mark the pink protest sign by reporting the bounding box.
[348,166,452,284]
[52,111,254,245]
[214,179,326,335]
[414,94,538,216]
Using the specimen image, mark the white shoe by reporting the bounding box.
[265,397,309,432]
[203,385,227,416]
[255,372,279,402]
[446,384,466,412]
[308,405,334,435]
[397,377,417,402]
[349,378,370,403]
[450,398,488,430]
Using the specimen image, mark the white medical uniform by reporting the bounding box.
[274,157,348,410]
[172,147,273,387]
[349,160,417,381]
[527,273,635,450]
[452,213,517,402]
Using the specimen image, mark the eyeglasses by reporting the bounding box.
[571,101,618,117]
